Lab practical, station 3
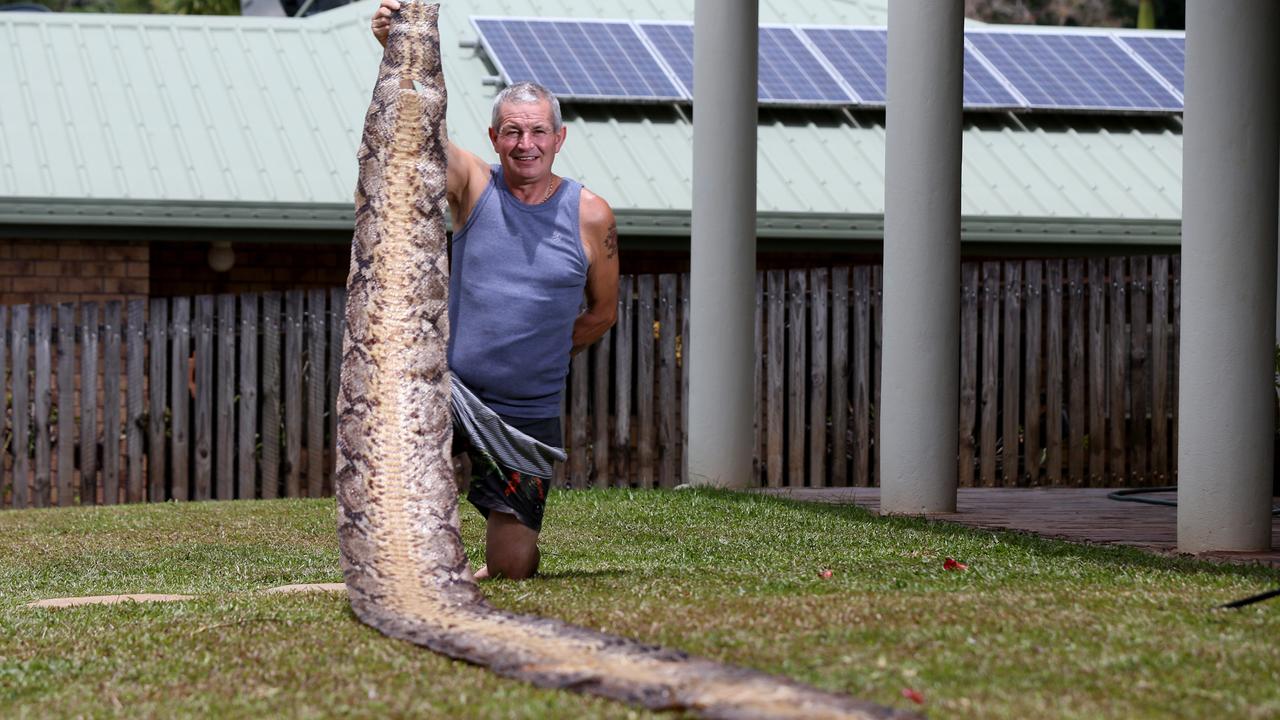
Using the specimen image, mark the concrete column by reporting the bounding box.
[879,0,964,514]
[1179,0,1280,553]
[686,1,758,488]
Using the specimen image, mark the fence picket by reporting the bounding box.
[194,296,214,501]
[959,265,978,487]
[657,274,677,488]
[754,273,763,485]
[1151,256,1170,483]
[830,268,850,488]
[239,294,259,500]
[787,270,807,486]
[1001,262,1022,486]
[216,295,235,500]
[1171,256,1181,477]
[1088,258,1106,486]
[126,300,146,503]
[592,327,610,488]
[571,350,589,489]
[261,292,282,499]
[56,304,75,506]
[681,273,691,486]
[307,289,326,497]
[168,298,190,501]
[1067,260,1086,485]
[852,267,871,487]
[1023,262,1042,485]
[636,276,655,488]
[12,306,29,508]
[612,276,632,487]
[766,270,785,487]
[102,303,122,505]
[1108,257,1128,485]
[34,305,51,507]
[1045,260,1064,485]
[146,300,165,501]
[1129,256,1150,485]
[980,263,999,487]
[809,268,829,487]
[285,290,304,498]
[871,267,883,486]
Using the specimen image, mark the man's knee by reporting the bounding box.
[485,512,540,580]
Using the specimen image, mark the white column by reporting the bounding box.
[687,0,758,488]
[1178,0,1280,552]
[879,0,964,513]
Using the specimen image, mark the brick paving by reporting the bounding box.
[760,487,1280,568]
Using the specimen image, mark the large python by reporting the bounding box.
[335,5,915,718]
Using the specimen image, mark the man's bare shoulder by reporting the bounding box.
[578,187,615,231]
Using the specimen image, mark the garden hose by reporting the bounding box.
[1104,486,1280,608]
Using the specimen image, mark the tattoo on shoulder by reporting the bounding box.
[604,220,618,260]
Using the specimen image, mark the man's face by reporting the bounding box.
[488,99,566,186]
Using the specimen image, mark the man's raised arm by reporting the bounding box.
[371,0,489,229]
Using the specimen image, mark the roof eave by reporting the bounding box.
[0,198,1183,246]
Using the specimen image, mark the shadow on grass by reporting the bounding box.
[533,568,629,581]
[690,488,1280,583]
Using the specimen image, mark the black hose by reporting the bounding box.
[1105,486,1280,608]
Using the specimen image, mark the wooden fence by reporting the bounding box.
[0,254,1181,509]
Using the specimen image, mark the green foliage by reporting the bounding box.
[1,491,1277,718]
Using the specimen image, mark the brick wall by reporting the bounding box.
[0,239,149,307]
[150,241,350,297]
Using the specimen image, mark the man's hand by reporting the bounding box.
[371,0,401,48]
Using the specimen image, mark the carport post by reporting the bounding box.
[686,0,758,488]
[879,0,964,514]
[1179,0,1280,553]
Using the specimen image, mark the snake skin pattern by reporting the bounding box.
[335,5,916,719]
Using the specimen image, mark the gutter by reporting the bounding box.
[0,197,1183,247]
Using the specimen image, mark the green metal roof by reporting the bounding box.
[0,0,1184,244]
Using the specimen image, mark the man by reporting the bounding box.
[372,0,619,580]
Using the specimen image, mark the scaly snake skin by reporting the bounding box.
[336,5,917,718]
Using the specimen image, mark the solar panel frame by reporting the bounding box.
[1112,32,1185,98]
[965,28,1182,114]
[471,16,687,103]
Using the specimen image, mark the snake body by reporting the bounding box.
[335,5,915,718]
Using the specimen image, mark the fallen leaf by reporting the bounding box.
[943,557,968,571]
[818,568,834,580]
[901,687,925,704]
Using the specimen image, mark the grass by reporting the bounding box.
[1,489,1278,719]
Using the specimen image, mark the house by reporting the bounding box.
[0,0,1183,308]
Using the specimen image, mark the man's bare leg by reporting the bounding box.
[473,511,540,580]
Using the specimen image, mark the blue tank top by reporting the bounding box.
[447,166,587,418]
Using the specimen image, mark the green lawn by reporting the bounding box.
[1,489,1277,719]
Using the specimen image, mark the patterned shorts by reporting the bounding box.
[454,415,561,533]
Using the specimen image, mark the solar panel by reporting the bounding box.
[758,26,852,104]
[635,22,694,97]
[472,18,685,101]
[965,31,1181,112]
[800,27,887,105]
[961,45,1024,109]
[637,22,852,105]
[801,27,1023,109]
[1115,34,1184,96]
